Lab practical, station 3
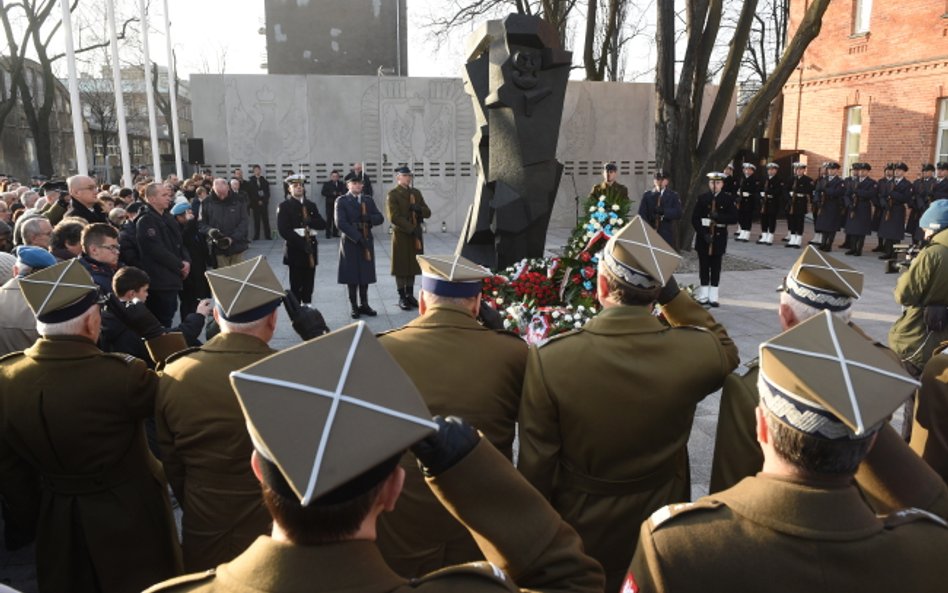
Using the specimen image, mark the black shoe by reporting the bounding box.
[350,307,361,319]
[785,243,794,248]
[871,245,884,252]
[710,301,720,308]
[819,245,831,252]
[782,236,790,242]
[845,249,856,255]
[326,233,332,239]
[406,294,419,308]
[359,304,378,316]
[397,296,411,310]
[878,252,894,260]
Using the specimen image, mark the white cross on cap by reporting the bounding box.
[20,259,97,316]
[206,257,285,317]
[611,217,680,285]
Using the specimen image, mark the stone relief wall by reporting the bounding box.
[191,74,735,232]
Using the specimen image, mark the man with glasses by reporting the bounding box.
[63,175,108,225]
[78,223,121,295]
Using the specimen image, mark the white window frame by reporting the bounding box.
[936,98,948,164]
[853,0,873,35]
[844,106,862,173]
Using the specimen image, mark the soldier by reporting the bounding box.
[873,163,896,252]
[590,162,629,204]
[734,163,760,242]
[808,162,829,246]
[877,162,913,259]
[518,218,739,592]
[784,162,813,248]
[910,163,937,244]
[376,253,527,576]
[0,260,185,593]
[156,256,328,572]
[145,324,604,593]
[387,166,432,310]
[277,174,326,306]
[627,314,948,593]
[692,172,739,307]
[839,162,859,250]
[757,162,784,245]
[814,162,845,252]
[912,342,948,484]
[709,245,866,492]
[336,176,384,319]
[935,162,948,201]
[843,162,877,256]
[722,163,739,197]
[638,170,682,247]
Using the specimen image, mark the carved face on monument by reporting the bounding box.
[511,50,541,90]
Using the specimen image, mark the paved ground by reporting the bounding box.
[0,218,905,591]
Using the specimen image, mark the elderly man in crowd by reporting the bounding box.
[201,178,249,268]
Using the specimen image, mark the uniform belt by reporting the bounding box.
[42,447,141,496]
[558,460,677,496]
[187,466,260,490]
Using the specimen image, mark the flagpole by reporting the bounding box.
[139,0,162,179]
[107,0,132,187]
[162,0,182,179]
[59,0,87,175]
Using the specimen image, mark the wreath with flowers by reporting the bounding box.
[481,189,634,344]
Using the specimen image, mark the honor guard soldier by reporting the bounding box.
[734,163,760,242]
[722,163,739,196]
[757,162,784,245]
[277,174,326,306]
[839,163,858,251]
[808,162,829,245]
[637,170,682,246]
[877,162,913,259]
[709,245,865,492]
[843,163,877,256]
[376,253,527,576]
[935,162,948,201]
[627,314,948,593]
[785,162,813,248]
[336,175,385,318]
[156,256,328,572]
[0,260,185,593]
[692,172,739,306]
[145,323,604,593]
[518,217,738,591]
[590,162,629,204]
[873,163,897,251]
[814,162,845,252]
[910,164,937,244]
[387,166,431,310]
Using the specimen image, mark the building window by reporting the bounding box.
[844,106,862,172]
[852,0,873,35]
[937,99,948,164]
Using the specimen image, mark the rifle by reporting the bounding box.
[360,199,373,262]
[655,188,665,230]
[301,200,315,269]
[409,186,423,253]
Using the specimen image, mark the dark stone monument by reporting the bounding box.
[457,15,572,270]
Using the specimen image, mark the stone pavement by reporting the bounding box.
[0,218,906,591]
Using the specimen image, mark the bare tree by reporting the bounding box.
[79,70,116,165]
[655,0,830,248]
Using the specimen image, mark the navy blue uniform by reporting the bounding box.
[638,188,682,247]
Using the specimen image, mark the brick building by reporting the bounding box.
[781,0,948,173]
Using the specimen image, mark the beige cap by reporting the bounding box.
[602,215,680,289]
[784,246,863,311]
[206,256,285,322]
[229,321,437,506]
[19,259,99,323]
[759,311,918,438]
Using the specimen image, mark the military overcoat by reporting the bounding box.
[386,184,431,277]
[878,176,913,241]
[845,176,877,236]
[335,192,384,285]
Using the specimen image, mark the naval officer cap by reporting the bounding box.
[603,162,618,172]
[766,162,779,169]
[758,311,918,439]
[782,245,863,312]
[418,253,491,298]
[602,216,680,290]
[792,162,807,169]
[706,171,726,181]
[284,173,307,185]
[895,162,909,172]
[206,256,285,323]
[230,321,437,506]
[741,162,756,171]
[922,163,936,172]
[344,171,365,183]
[19,259,100,323]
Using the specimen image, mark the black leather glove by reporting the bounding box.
[105,294,164,340]
[476,300,504,330]
[924,305,948,333]
[654,206,664,216]
[657,275,680,305]
[282,291,329,340]
[207,228,223,241]
[702,233,712,244]
[708,211,720,222]
[409,203,423,214]
[411,416,480,478]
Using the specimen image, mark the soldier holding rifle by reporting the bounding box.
[692,172,738,307]
[277,174,326,306]
[336,175,384,319]
[387,166,431,310]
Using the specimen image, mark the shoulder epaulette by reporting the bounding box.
[0,350,26,363]
[142,569,216,592]
[157,346,203,371]
[103,351,139,365]
[883,507,948,529]
[537,328,581,348]
[412,561,518,592]
[647,499,724,532]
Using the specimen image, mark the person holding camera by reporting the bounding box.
[201,178,249,269]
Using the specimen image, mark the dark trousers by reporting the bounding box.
[760,209,778,234]
[738,207,754,231]
[252,204,271,240]
[289,265,316,304]
[787,211,805,235]
[697,251,723,286]
[347,284,369,306]
[146,289,178,328]
[324,197,338,237]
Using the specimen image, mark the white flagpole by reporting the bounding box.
[162,0,182,179]
[59,0,87,175]
[107,0,132,187]
[139,0,161,179]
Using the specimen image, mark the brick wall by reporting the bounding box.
[781,0,948,173]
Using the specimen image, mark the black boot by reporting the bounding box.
[854,236,864,256]
[819,235,832,252]
[871,238,884,252]
[350,302,361,319]
[406,288,419,308]
[397,287,411,311]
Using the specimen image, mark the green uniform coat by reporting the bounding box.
[518,292,739,592]
[386,184,431,277]
[628,474,948,593]
[0,336,182,593]
[143,440,605,593]
[910,344,948,485]
[376,304,527,576]
[156,332,277,572]
[708,364,761,494]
